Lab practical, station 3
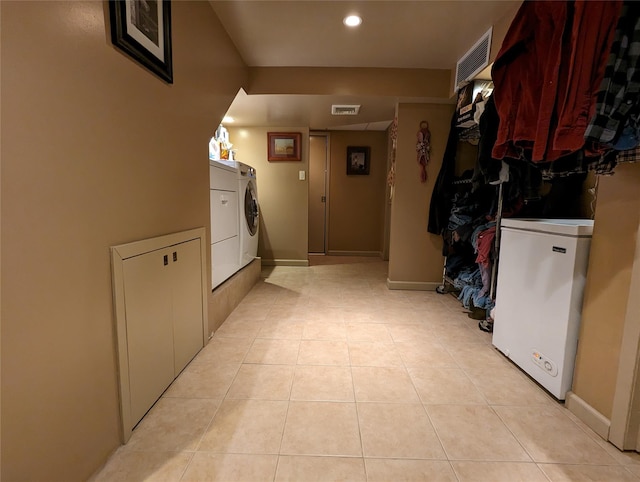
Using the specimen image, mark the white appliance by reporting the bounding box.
[210,159,240,289]
[492,218,594,400]
[237,162,259,268]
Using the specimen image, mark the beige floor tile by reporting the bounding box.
[257,320,304,340]
[342,306,387,324]
[163,361,239,399]
[378,308,426,325]
[191,337,253,366]
[92,450,193,482]
[280,401,362,456]
[297,340,350,366]
[215,318,264,339]
[358,402,445,459]
[302,307,346,324]
[407,367,486,405]
[626,465,640,477]
[124,398,219,452]
[352,366,420,402]
[427,405,531,461]
[365,459,457,481]
[446,342,511,370]
[181,453,278,482]
[434,323,487,346]
[464,365,555,406]
[290,365,354,401]
[494,406,618,464]
[226,364,294,400]
[244,339,300,365]
[539,463,639,481]
[386,324,433,342]
[267,305,308,322]
[395,340,459,368]
[198,399,288,454]
[348,341,404,367]
[225,303,271,321]
[275,456,366,482]
[302,321,347,341]
[346,323,393,342]
[451,461,548,481]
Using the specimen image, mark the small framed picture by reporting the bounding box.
[267,132,301,161]
[347,146,370,175]
[109,0,173,83]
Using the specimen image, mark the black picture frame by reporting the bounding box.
[346,146,370,175]
[109,0,173,84]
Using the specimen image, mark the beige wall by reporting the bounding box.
[572,162,640,419]
[328,131,388,254]
[388,103,455,286]
[1,2,247,480]
[228,126,310,264]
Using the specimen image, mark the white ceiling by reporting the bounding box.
[209,1,520,130]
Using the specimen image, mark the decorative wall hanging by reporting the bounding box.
[347,146,370,175]
[109,0,173,83]
[387,117,398,200]
[416,120,431,182]
[267,132,301,161]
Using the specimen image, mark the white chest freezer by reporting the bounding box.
[492,218,594,400]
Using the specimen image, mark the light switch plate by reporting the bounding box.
[299,170,306,181]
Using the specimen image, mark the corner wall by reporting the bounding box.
[1,2,247,480]
[228,126,310,265]
[328,131,388,255]
[388,103,455,289]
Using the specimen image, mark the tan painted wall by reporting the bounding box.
[328,131,388,253]
[228,127,310,263]
[572,163,640,419]
[1,2,247,480]
[388,103,455,284]
[248,67,452,98]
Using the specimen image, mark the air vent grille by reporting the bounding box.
[331,105,361,116]
[455,28,492,91]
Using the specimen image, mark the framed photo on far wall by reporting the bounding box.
[347,146,370,175]
[267,132,302,161]
[109,0,173,83]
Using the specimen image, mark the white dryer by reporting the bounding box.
[209,159,240,289]
[237,162,259,268]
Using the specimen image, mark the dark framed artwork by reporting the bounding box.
[347,146,370,175]
[109,0,173,83]
[267,132,302,161]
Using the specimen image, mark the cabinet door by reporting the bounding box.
[122,250,175,425]
[171,239,205,375]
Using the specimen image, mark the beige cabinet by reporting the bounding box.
[111,229,208,441]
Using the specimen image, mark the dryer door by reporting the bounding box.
[244,181,259,236]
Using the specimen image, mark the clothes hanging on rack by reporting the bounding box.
[491,0,622,164]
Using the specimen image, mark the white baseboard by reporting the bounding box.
[566,391,611,441]
[261,259,310,267]
[386,279,441,291]
[326,250,382,257]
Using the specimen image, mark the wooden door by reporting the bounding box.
[309,134,328,253]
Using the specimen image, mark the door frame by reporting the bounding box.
[309,131,330,254]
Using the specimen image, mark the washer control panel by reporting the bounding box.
[531,349,558,377]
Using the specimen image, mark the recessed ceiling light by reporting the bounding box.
[343,15,362,27]
[222,116,234,123]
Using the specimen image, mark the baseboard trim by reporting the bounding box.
[326,250,382,257]
[261,259,310,267]
[386,279,441,291]
[566,391,611,441]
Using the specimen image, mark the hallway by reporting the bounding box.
[94,258,640,481]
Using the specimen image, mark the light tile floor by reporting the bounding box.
[94,258,640,481]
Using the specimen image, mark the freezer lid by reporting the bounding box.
[500,218,594,237]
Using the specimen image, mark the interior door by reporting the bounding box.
[309,134,328,253]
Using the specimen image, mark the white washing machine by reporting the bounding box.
[209,160,240,289]
[237,162,259,268]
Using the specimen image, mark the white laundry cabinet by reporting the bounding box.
[111,228,208,441]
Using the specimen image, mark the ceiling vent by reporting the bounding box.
[331,104,361,116]
[455,27,492,91]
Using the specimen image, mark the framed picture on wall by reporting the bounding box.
[109,0,173,83]
[347,146,370,175]
[267,132,302,161]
